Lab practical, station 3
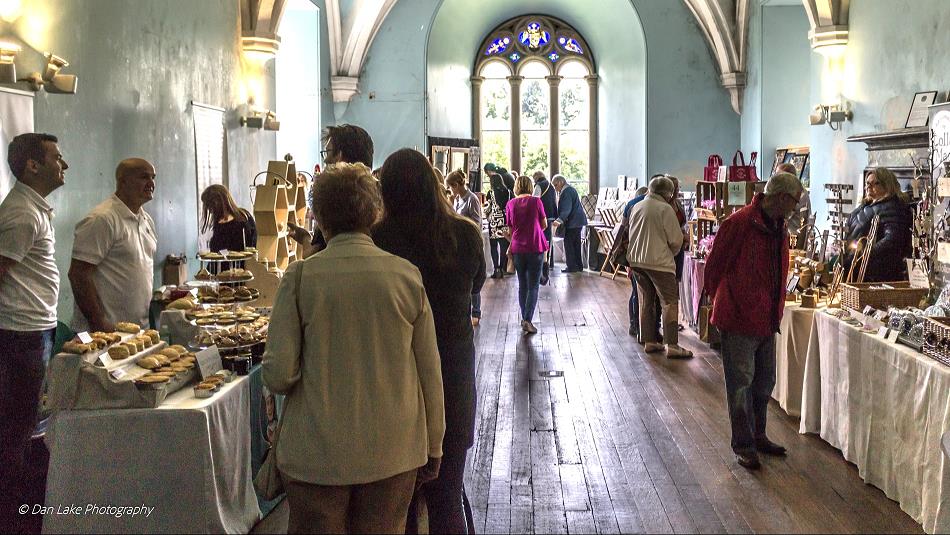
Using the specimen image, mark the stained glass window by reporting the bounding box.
[519,22,550,49]
[485,36,510,56]
[475,16,596,193]
[558,36,583,55]
[558,61,590,196]
[479,61,511,176]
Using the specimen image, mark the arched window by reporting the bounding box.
[473,15,598,192]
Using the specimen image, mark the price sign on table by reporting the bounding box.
[196,346,223,378]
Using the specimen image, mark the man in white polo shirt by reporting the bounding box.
[69,158,157,333]
[0,133,67,530]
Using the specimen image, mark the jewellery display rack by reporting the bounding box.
[825,183,854,248]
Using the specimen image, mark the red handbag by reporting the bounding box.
[728,151,758,182]
[703,154,723,182]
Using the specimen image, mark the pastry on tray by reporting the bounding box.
[144,330,160,344]
[108,346,131,360]
[168,297,196,311]
[169,344,188,355]
[62,341,93,354]
[137,356,162,370]
[116,322,141,334]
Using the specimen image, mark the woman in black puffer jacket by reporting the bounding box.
[844,167,912,282]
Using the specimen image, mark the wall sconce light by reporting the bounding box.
[810,25,848,58]
[241,109,280,131]
[809,103,853,131]
[12,52,78,94]
[0,42,20,84]
[41,53,77,93]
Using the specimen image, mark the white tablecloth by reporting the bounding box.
[772,303,818,417]
[43,376,260,534]
[800,311,950,534]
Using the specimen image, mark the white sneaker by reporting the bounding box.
[666,344,694,359]
[524,321,538,334]
[644,342,665,353]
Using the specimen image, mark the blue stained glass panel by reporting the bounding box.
[485,36,510,56]
[509,53,521,62]
[558,36,584,55]
[519,22,550,49]
[548,52,559,62]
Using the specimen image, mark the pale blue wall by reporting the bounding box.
[318,0,741,187]
[15,0,276,320]
[741,1,763,168]
[742,3,811,178]
[427,0,647,186]
[808,0,950,227]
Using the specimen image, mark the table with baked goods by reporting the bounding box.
[43,373,260,534]
[771,302,819,417]
[799,310,950,534]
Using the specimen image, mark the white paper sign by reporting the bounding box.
[110,368,128,380]
[939,243,950,264]
[727,183,748,206]
[886,330,900,343]
[196,346,223,378]
[907,258,930,289]
[938,177,950,198]
[877,327,890,338]
[98,352,114,367]
[77,331,93,344]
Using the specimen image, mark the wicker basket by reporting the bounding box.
[922,317,950,367]
[840,281,928,312]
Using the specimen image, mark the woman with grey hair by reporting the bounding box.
[263,162,446,533]
[626,176,692,359]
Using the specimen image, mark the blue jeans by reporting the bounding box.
[513,252,544,322]
[0,328,54,530]
[720,330,776,454]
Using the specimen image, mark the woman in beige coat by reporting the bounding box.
[262,163,445,534]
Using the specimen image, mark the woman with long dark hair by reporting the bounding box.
[200,184,257,251]
[372,149,485,534]
[486,173,513,278]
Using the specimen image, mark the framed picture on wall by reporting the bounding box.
[772,148,788,175]
[905,91,938,128]
[791,153,809,180]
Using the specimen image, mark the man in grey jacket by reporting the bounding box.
[627,176,692,359]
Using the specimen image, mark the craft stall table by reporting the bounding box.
[43,375,261,534]
[679,254,706,329]
[772,302,819,417]
[799,311,950,534]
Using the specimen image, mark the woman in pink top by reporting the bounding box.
[505,175,549,334]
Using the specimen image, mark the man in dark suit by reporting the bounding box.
[532,171,558,284]
[551,174,588,273]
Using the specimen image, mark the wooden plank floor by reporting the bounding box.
[254,269,924,534]
[464,270,923,534]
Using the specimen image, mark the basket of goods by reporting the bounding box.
[923,313,950,366]
[840,281,928,313]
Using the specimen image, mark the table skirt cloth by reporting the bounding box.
[800,311,950,534]
[43,376,260,533]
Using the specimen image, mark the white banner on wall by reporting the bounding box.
[0,87,35,199]
[191,101,227,250]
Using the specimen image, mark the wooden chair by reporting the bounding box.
[596,226,628,280]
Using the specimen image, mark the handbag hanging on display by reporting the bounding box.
[703,154,723,182]
[728,150,758,182]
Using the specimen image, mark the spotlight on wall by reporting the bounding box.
[240,115,264,129]
[41,53,77,94]
[809,103,853,131]
[0,42,20,84]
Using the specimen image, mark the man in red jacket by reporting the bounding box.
[704,172,803,470]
